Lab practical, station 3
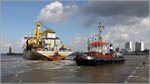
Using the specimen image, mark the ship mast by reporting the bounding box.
[98,22,104,41]
[97,22,105,53]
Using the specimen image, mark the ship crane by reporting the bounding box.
[40,22,50,29]
[34,22,41,45]
[34,22,63,51]
[34,21,54,46]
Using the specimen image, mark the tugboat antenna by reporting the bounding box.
[98,22,104,41]
[87,38,90,52]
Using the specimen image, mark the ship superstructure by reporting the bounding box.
[88,22,109,54]
[23,22,72,61]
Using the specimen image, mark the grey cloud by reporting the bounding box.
[81,15,99,27]
[77,1,149,50]
[103,15,143,27]
[81,14,144,28]
[82,1,149,17]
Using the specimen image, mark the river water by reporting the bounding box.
[1,54,147,83]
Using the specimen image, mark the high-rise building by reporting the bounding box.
[116,47,119,52]
[135,41,144,51]
[125,41,132,52]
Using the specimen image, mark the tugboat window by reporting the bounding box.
[95,45,96,47]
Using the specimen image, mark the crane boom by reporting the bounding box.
[34,22,41,45]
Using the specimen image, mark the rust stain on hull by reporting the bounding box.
[47,55,65,61]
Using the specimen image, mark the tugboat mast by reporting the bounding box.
[87,38,90,52]
[98,22,104,41]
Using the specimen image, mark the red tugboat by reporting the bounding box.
[74,22,126,66]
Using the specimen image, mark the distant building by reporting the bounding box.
[125,41,132,52]
[120,48,126,54]
[135,41,144,51]
[116,47,119,52]
[9,46,12,53]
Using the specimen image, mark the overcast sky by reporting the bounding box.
[1,0,149,53]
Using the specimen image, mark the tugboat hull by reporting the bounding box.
[74,53,126,66]
[75,57,126,66]
[75,59,96,66]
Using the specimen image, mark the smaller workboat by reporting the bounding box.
[74,22,126,66]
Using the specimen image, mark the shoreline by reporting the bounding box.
[125,56,149,83]
[1,53,23,55]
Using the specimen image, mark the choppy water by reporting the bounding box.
[1,54,147,83]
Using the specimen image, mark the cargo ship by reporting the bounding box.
[74,22,126,65]
[23,22,73,61]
